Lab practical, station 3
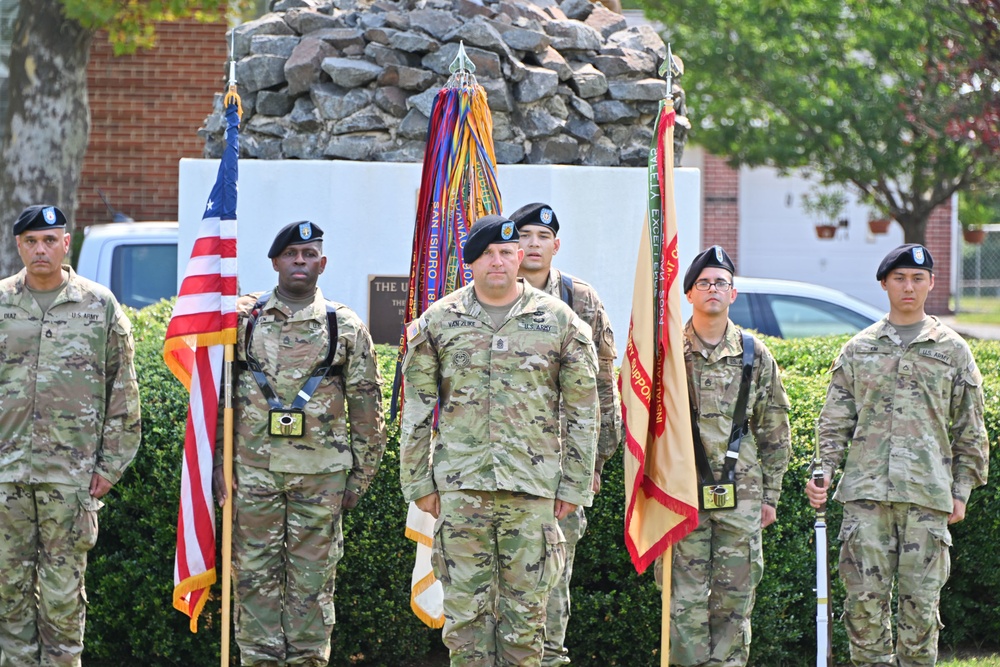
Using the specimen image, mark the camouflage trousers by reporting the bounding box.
[838,501,951,667]
[0,483,102,667]
[232,464,347,667]
[433,490,566,667]
[541,506,587,667]
[661,512,763,667]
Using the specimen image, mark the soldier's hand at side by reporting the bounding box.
[89,473,113,499]
[761,503,777,529]
[415,492,440,518]
[212,466,236,507]
[342,490,360,511]
[592,473,602,495]
[949,498,967,524]
[805,476,828,509]
[555,500,577,520]
[236,294,257,315]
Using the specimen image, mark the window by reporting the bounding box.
[110,243,178,309]
[765,294,873,338]
[727,293,756,333]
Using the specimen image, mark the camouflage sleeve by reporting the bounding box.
[750,340,791,507]
[557,317,600,507]
[949,353,989,503]
[592,303,622,475]
[95,305,141,485]
[816,348,857,481]
[343,318,387,497]
[399,319,439,503]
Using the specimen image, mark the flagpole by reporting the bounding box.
[661,545,672,666]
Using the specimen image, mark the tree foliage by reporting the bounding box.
[641,0,1000,243]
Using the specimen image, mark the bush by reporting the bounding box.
[82,305,1000,666]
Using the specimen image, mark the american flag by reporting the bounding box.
[163,100,239,632]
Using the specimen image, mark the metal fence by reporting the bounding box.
[957,225,1000,314]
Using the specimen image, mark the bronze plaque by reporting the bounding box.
[367,275,408,345]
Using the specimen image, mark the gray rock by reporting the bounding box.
[479,77,514,112]
[620,141,649,166]
[584,6,627,39]
[378,65,438,91]
[565,115,601,142]
[365,42,421,67]
[272,0,325,11]
[497,0,549,24]
[243,133,285,159]
[363,26,399,45]
[283,132,327,159]
[607,25,667,59]
[251,35,300,57]
[498,24,550,53]
[455,0,496,19]
[382,11,411,31]
[560,0,593,21]
[237,54,288,93]
[515,65,559,103]
[422,43,501,78]
[529,134,579,164]
[529,45,572,81]
[495,140,526,163]
[334,110,389,133]
[569,95,594,120]
[584,135,619,166]
[309,27,366,50]
[288,96,322,131]
[285,38,337,96]
[518,105,564,138]
[257,90,296,116]
[375,86,409,116]
[376,140,426,162]
[358,12,388,30]
[389,30,441,53]
[408,8,463,39]
[312,84,371,120]
[321,57,384,87]
[406,87,440,117]
[592,48,656,78]
[325,135,378,159]
[503,54,529,83]
[569,63,607,98]
[284,8,343,34]
[608,78,667,101]
[247,115,289,137]
[492,111,515,141]
[445,18,509,55]
[232,14,294,59]
[544,20,601,51]
[398,108,429,140]
[544,93,569,119]
[592,99,639,123]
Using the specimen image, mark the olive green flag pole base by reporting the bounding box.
[661,545,672,667]
[221,344,235,667]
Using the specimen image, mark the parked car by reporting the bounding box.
[75,222,178,309]
[729,276,885,338]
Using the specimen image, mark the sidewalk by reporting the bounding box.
[937,315,1000,340]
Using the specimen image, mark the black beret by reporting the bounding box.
[509,202,559,234]
[268,221,324,259]
[463,214,519,265]
[13,205,67,235]
[876,243,934,280]
[683,245,735,293]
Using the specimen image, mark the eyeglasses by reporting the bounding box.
[693,280,733,292]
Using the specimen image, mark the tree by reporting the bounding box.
[641,0,1000,244]
[0,0,242,276]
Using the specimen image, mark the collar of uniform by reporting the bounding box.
[684,318,741,361]
[879,314,945,347]
[5,265,80,309]
[460,278,538,322]
[542,267,561,297]
[264,286,326,321]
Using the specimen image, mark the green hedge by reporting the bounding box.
[82,302,1000,666]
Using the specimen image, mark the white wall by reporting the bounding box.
[178,159,702,350]
[737,166,907,310]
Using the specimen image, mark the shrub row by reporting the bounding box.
[83,300,999,666]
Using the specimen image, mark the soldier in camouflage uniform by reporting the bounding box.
[806,244,988,667]
[509,202,621,666]
[0,205,141,667]
[400,214,599,667]
[658,246,791,667]
[212,221,386,667]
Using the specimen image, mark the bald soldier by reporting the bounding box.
[508,202,621,666]
[214,221,386,667]
[400,215,599,666]
[0,205,141,666]
[806,244,988,667]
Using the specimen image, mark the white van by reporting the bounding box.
[75,222,178,309]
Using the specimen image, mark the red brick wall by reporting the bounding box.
[78,19,228,227]
[701,153,741,269]
[924,202,952,315]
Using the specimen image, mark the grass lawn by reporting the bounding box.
[939,652,1000,666]
[954,295,1000,325]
